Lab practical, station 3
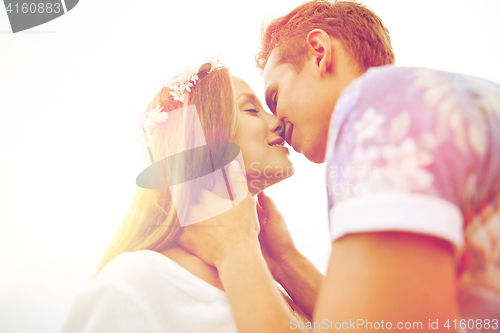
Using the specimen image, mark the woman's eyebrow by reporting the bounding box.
[237,92,257,102]
[237,93,263,109]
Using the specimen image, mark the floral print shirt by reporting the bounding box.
[325,65,500,328]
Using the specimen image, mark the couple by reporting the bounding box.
[63,1,500,332]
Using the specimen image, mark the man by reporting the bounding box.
[180,1,500,332]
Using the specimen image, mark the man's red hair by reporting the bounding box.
[256,0,395,73]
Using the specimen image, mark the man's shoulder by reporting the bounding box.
[357,65,421,90]
[325,66,425,163]
[362,64,437,79]
[360,65,500,91]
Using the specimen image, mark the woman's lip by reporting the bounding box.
[271,145,289,153]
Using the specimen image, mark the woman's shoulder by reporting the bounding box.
[95,249,227,302]
[62,250,234,332]
[92,250,163,287]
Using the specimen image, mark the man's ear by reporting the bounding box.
[306,29,333,76]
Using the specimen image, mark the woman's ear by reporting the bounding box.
[306,29,333,76]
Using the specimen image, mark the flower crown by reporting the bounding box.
[138,55,228,150]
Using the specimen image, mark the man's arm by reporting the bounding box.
[273,251,324,319]
[313,231,458,332]
[257,192,324,319]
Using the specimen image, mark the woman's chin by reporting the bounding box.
[246,166,295,195]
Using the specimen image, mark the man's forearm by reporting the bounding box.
[275,251,325,318]
[217,240,306,333]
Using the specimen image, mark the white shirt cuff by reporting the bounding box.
[329,192,464,249]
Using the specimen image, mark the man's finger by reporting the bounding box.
[257,191,280,218]
[256,200,267,226]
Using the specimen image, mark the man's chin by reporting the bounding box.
[303,145,326,164]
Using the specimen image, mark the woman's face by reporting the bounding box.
[232,76,294,194]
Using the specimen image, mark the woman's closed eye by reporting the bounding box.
[244,108,260,115]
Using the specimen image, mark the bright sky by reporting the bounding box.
[0,0,499,332]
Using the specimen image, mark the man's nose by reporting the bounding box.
[272,119,285,136]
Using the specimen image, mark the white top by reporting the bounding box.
[61,250,237,333]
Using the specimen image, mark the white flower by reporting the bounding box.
[462,173,476,209]
[418,131,439,150]
[164,78,176,90]
[141,55,229,148]
[388,111,411,144]
[380,137,434,191]
[352,146,380,179]
[464,213,500,267]
[146,105,168,123]
[180,81,194,93]
[183,65,198,79]
[162,55,227,106]
[469,122,487,156]
[414,68,468,152]
[163,65,199,104]
[354,107,386,145]
[139,105,169,143]
[468,77,500,118]
[168,87,184,102]
[413,68,453,111]
[353,137,434,195]
[449,111,467,152]
[204,54,228,73]
[435,93,466,152]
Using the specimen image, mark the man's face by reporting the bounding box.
[263,50,337,163]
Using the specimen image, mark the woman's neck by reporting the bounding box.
[161,244,224,291]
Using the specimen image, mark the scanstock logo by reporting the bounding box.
[3,0,79,33]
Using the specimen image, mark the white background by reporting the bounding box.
[1,0,499,332]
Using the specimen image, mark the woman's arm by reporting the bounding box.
[217,238,306,333]
[178,161,306,333]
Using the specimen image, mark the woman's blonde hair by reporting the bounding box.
[95,65,237,276]
[94,64,311,322]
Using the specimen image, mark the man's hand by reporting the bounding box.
[178,160,261,268]
[257,192,298,277]
[257,191,324,319]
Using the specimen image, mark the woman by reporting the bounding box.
[61,60,308,332]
